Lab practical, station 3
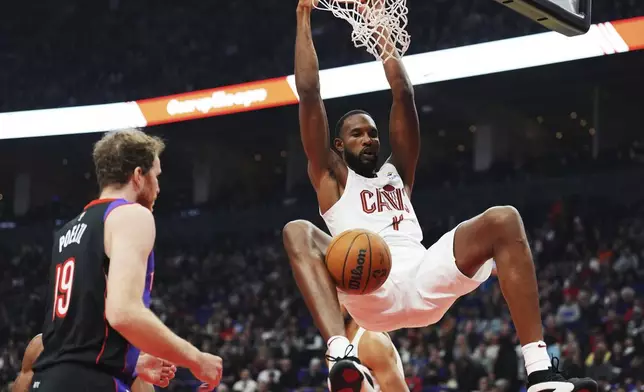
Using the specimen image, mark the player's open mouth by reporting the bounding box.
[362,150,376,159]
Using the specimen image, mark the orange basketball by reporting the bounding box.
[325,229,392,295]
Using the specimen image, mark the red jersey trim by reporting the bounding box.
[84,198,119,210]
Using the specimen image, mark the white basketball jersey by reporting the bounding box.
[321,162,424,272]
[351,328,405,391]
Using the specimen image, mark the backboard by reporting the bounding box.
[494,0,592,36]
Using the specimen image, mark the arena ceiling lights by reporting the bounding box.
[0,17,643,140]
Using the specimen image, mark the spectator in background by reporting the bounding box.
[260,381,272,392]
[410,345,429,369]
[626,306,644,336]
[610,341,629,383]
[424,345,449,385]
[452,333,470,361]
[462,320,478,345]
[476,376,491,392]
[455,355,488,391]
[472,342,494,374]
[299,358,326,390]
[276,359,298,391]
[404,364,422,392]
[557,294,582,327]
[578,289,601,331]
[562,341,585,378]
[544,314,564,347]
[398,339,412,364]
[303,326,325,363]
[493,329,519,391]
[232,369,258,392]
[257,359,281,388]
[585,341,613,382]
[614,247,638,273]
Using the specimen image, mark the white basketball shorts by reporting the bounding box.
[338,223,494,332]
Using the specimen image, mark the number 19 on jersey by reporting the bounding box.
[53,258,76,320]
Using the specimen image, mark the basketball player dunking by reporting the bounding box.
[12,334,175,392]
[284,1,597,391]
[324,308,408,392]
[30,130,222,392]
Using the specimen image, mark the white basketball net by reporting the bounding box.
[314,0,410,62]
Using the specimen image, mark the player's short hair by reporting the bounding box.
[92,129,165,190]
[334,109,373,138]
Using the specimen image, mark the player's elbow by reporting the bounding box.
[105,306,130,331]
[391,82,414,101]
[105,299,140,332]
[389,73,414,98]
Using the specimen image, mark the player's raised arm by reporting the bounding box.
[295,0,344,190]
[104,204,222,390]
[11,334,43,392]
[360,332,410,392]
[379,25,420,192]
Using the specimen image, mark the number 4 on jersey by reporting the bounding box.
[53,258,75,320]
[392,214,404,230]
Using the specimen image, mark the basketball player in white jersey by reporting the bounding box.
[11,334,175,392]
[284,0,597,391]
[325,308,408,392]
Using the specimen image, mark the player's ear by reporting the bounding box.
[334,137,344,153]
[132,167,144,189]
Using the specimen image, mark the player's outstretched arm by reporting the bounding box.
[376,23,420,193]
[11,334,43,392]
[360,332,410,392]
[384,55,419,193]
[104,204,222,390]
[295,0,345,192]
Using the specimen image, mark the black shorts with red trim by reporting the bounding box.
[30,362,131,392]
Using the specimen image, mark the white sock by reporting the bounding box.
[327,335,351,359]
[521,341,552,375]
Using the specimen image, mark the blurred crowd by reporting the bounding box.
[1,194,643,392]
[2,0,643,112]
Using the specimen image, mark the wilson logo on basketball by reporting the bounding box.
[360,186,410,214]
[326,229,392,295]
[348,249,367,290]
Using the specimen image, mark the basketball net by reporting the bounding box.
[314,0,410,62]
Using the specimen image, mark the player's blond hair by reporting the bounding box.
[92,129,165,190]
